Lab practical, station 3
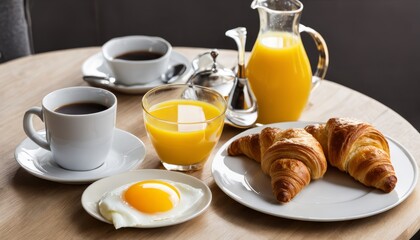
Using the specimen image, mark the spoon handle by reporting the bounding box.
[224,27,259,128]
[225,27,247,78]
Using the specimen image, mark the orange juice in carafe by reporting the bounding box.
[248,0,329,124]
[247,32,312,123]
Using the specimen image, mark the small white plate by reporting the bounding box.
[81,169,212,228]
[82,51,193,94]
[15,128,146,184]
[212,121,419,222]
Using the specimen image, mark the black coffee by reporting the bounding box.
[115,51,163,61]
[55,102,108,115]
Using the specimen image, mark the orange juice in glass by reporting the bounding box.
[142,84,226,171]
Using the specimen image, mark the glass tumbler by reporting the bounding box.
[142,84,227,171]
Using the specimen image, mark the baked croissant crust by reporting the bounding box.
[305,118,397,192]
[227,127,327,203]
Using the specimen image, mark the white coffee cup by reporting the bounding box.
[102,35,172,85]
[23,87,117,171]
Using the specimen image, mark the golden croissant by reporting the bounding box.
[228,127,327,203]
[304,117,397,192]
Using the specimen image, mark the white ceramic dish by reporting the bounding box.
[81,169,212,228]
[15,128,146,184]
[212,121,418,222]
[82,51,192,94]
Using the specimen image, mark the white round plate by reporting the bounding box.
[82,51,192,94]
[81,169,212,228]
[15,128,146,184]
[212,121,419,221]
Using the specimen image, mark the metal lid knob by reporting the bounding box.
[188,49,235,98]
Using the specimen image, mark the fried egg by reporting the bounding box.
[98,179,204,229]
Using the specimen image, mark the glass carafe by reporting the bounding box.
[247,0,329,124]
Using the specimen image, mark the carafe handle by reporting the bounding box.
[299,24,329,89]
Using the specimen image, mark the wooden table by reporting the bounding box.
[0,47,419,239]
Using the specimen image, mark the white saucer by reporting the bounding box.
[81,169,212,228]
[15,128,146,184]
[82,51,193,94]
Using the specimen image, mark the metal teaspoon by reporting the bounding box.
[83,63,187,87]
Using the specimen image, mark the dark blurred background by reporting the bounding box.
[2,0,420,132]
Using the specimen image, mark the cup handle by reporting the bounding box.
[299,24,329,89]
[23,107,50,150]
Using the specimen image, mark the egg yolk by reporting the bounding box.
[124,180,180,214]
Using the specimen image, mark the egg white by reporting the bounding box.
[98,180,204,229]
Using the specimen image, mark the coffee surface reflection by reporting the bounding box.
[115,51,163,61]
[55,102,108,115]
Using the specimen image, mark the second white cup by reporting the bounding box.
[102,35,172,85]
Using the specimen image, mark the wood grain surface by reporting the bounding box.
[0,47,418,239]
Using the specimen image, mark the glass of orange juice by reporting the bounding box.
[142,84,227,171]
